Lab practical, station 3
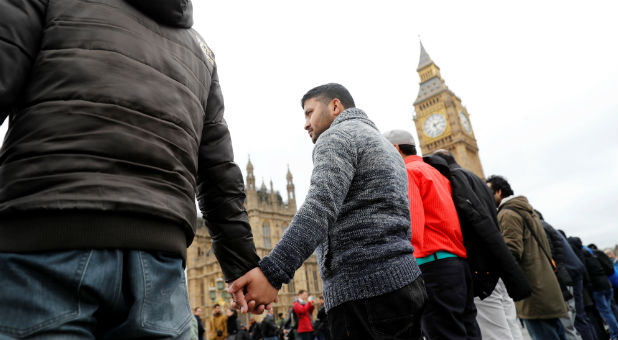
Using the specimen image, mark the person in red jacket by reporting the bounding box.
[384,130,480,340]
[293,290,315,340]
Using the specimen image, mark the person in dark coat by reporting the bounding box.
[570,237,618,340]
[248,318,262,340]
[194,307,206,340]
[536,213,588,340]
[313,296,330,340]
[428,151,532,300]
[426,151,532,340]
[0,1,260,339]
[227,308,240,340]
[487,175,567,340]
[261,310,279,340]
[552,230,598,340]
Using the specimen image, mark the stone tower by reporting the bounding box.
[186,159,321,326]
[412,42,485,178]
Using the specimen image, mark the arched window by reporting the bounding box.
[263,223,271,248]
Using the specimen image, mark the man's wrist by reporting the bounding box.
[258,256,285,289]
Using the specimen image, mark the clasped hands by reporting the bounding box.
[227,267,279,314]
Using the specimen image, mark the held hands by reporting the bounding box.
[228,267,279,314]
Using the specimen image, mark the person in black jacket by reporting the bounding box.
[0,1,259,339]
[313,296,330,340]
[426,151,532,340]
[570,237,618,340]
[227,308,240,340]
[194,307,206,340]
[552,230,598,340]
[261,310,279,340]
[536,212,589,340]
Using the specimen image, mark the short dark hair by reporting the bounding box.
[398,144,416,156]
[486,175,514,198]
[213,303,220,308]
[298,289,307,295]
[588,243,598,250]
[301,83,355,110]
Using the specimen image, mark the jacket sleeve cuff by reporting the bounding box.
[213,236,260,282]
[258,256,288,290]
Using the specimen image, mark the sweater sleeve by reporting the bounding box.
[0,0,47,124]
[259,129,357,288]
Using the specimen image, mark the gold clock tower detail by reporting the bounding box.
[413,42,485,178]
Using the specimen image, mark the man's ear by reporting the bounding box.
[330,98,344,117]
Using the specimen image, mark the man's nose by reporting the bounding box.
[304,119,310,131]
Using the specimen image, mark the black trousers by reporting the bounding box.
[420,257,480,340]
[327,276,427,340]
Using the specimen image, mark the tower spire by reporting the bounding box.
[246,155,255,191]
[286,165,296,210]
[417,40,434,71]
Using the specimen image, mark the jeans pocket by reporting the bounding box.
[0,251,91,338]
[138,251,192,335]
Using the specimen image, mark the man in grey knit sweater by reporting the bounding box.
[229,83,427,339]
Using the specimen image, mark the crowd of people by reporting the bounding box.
[1,1,616,340]
[226,83,618,340]
[191,290,330,340]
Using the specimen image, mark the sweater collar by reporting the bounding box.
[331,108,377,130]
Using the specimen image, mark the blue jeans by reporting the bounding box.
[592,289,618,339]
[523,318,566,340]
[0,250,192,339]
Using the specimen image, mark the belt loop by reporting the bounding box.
[432,253,438,261]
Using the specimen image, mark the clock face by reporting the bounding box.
[459,111,471,133]
[423,113,447,138]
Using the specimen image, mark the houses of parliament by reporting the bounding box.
[186,42,485,323]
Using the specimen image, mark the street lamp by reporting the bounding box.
[216,277,224,291]
[209,287,216,302]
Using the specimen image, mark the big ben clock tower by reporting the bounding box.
[413,42,485,178]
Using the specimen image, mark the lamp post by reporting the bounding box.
[209,287,216,302]
[216,277,229,307]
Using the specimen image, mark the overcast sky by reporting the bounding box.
[1,1,617,248]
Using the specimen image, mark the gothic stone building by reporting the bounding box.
[186,159,322,324]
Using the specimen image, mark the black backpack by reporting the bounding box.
[593,249,615,276]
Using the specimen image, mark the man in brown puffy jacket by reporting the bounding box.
[209,304,228,340]
[487,175,568,340]
[0,1,259,338]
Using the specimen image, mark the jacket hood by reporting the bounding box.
[568,236,583,250]
[500,195,534,214]
[127,0,193,28]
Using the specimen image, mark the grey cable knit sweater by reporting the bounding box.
[259,108,421,311]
